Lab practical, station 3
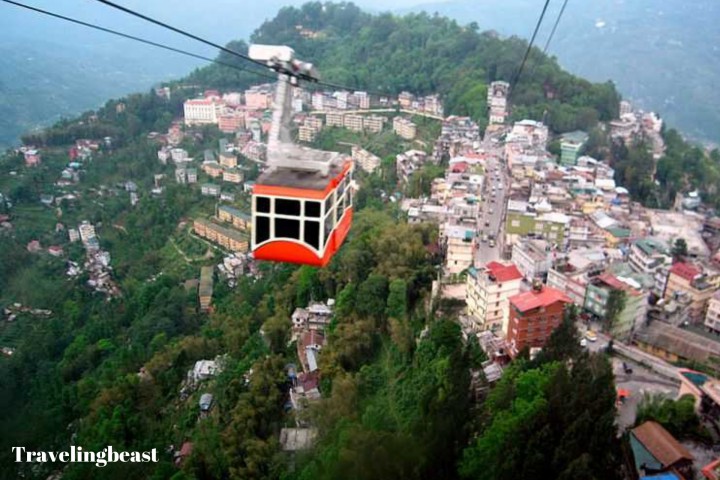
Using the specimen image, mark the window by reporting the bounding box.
[305,201,321,218]
[256,216,270,244]
[511,220,520,228]
[335,202,343,223]
[324,195,334,214]
[275,198,301,216]
[256,196,270,213]
[275,218,300,239]
[304,221,320,250]
[324,211,335,245]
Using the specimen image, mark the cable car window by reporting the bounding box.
[304,201,321,218]
[324,195,333,214]
[256,216,270,244]
[275,218,300,239]
[347,188,353,208]
[337,178,346,197]
[275,198,301,216]
[335,202,343,223]
[304,221,320,250]
[324,210,334,245]
[256,196,271,213]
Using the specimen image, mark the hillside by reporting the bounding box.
[189,3,619,135]
[0,4,636,480]
[405,0,720,145]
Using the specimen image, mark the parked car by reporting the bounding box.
[622,362,633,374]
[585,330,598,342]
[580,338,588,348]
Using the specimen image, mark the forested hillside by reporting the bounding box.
[0,4,625,479]
[188,2,620,135]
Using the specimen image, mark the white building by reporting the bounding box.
[443,223,475,276]
[466,262,523,334]
[183,98,224,125]
[511,238,553,280]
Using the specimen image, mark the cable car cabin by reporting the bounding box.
[252,150,353,267]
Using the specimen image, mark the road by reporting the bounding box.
[474,132,509,268]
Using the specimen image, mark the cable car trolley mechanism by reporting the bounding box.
[249,44,354,267]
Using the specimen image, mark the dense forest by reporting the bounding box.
[0,3,654,479]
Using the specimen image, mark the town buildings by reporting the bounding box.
[664,261,720,322]
[506,285,571,358]
[466,262,523,333]
[559,130,589,165]
[193,218,249,252]
[584,273,648,340]
[183,97,224,125]
[393,116,417,139]
[351,146,381,174]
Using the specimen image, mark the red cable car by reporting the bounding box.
[249,44,354,266]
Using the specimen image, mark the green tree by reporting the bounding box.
[672,238,688,261]
[604,289,627,336]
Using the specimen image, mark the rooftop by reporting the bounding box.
[486,261,523,282]
[509,286,571,313]
[631,421,693,467]
[670,262,701,282]
[257,144,349,192]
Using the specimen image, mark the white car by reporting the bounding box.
[580,338,588,348]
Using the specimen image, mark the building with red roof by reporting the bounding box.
[506,285,571,357]
[466,263,524,334]
[665,261,720,322]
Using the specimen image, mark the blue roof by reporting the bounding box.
[640,474,682,480]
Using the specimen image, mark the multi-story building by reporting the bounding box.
[585,273,648,340]
[393,117,417,139]
[466,262,523,334]
[193,218,249,252]
[222,168,244,184]
[354,91,370,109]
[506,285,571,358]
[183,98,224,125]
[244,85,273,110]
[311,92,325,111]
[487,81,510,124]
[202,161,224,178]
[511,238,554,281]
[218,111,245,133]
[334,91,349,109]
[186,168,198,184]
[351,146,381,174]
[298,125,318,142]
[175,167,188,184]
[326,112,344,128]
[396,150,428,185]
[170,148,190,164]
[201,183,221,197]
[363,115,385,133]
[628,238,671,294]
[219,152,238,168]
[78,221,97,245]
[217,205,251,231]
[199,266,214,312]
[547,249,607,306]
[443,223,475,276]
[705,291,720,334]
[305,116,323,131]
[24,149,41,167]
[505,203,570,247]
[398,91,414,108]
[664,262,720,322]
[343,114,364,132]
[560,130,589,165]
